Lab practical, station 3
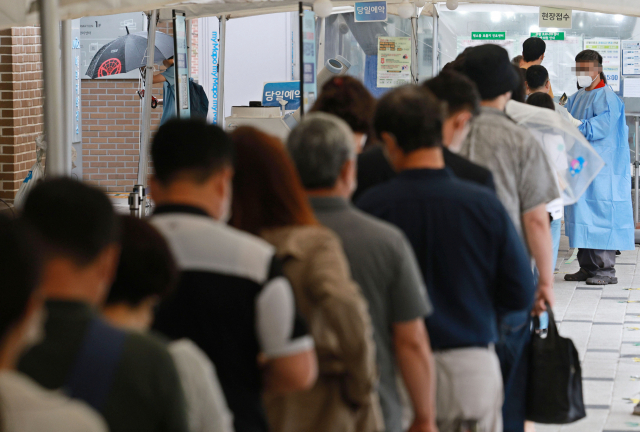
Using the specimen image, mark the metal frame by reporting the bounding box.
[172,9,188,118]
[432,3,438,77]
[410,11,418,84]
[61,20,73,175]
[137,9,157,188]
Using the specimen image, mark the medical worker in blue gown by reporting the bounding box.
[564,50,634,285]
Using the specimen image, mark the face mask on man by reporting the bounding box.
[577,74,596,88]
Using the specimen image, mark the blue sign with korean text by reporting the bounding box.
[355,1,387,22]
[262,82,301,111]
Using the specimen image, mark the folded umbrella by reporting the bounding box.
[85,30,174,79]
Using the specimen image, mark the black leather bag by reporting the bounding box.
[525,307,586,424]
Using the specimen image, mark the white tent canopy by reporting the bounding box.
[3,0,640,30]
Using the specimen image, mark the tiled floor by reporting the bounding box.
[536,230,640,432]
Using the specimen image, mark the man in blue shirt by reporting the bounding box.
[356,85,535,432]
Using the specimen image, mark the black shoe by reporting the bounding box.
[586,276,618,285]
[616,250,622,255]
[564,268,590,281]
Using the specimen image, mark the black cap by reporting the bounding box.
[463,44,519,101]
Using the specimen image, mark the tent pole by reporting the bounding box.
[216,16,227,126]
[431,3,438,77]
[187,19,193,77]
[410,12,418,84]
[137,9,157,187]
[635,116,639,225]
[61,20,72,175]
[39,0,64,177]
[318,17,325,69]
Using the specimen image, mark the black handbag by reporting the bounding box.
[525,307,586,424]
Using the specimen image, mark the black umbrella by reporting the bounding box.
[85,30,174,79]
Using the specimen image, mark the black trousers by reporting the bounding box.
[578,248,616,277]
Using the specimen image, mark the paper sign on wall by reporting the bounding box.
[377,37,411,88]
[623,78,640,98]
[539,7,572,29]
[585,38,621,92]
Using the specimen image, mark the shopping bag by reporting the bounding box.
[525,307,586,424]
[14,136,46,209]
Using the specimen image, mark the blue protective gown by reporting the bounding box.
[564,85,634,250]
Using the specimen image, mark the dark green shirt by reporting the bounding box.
[19,301,189,432]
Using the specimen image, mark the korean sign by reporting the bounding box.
[539,7,572,29]
[262,82,301,111]
[355,1,387,22]
[377,37,411,88]
[530,32,564,41]
[585,38,621,92]
[471,32,505,40]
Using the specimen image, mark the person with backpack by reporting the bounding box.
[153,57,209,122]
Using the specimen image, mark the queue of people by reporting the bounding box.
[0,37,633,432]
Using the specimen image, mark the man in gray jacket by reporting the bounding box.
[287,112,437,432]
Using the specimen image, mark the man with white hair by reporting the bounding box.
[287,112,437,432]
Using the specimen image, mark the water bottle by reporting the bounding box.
[535,311,549,339]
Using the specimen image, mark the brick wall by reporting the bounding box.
[0,27,43,202]
[80,79,163,192]
[0,18,200,195]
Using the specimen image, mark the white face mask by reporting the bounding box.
[577,74,596,88]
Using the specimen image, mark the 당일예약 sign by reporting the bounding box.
[471,32,505,40]
[262,82,301,111]
[531,32,564,41]
[355,1,386,22]
[377,37,411,88]
[539,7,572,29]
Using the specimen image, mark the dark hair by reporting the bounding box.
[511,55,523,67]
[525,65,549,90]
[522,37,546,62]
[229,127,317,236]
[374,85,444,153]
[575,49,607,84]
[443,47,473,73]
[21,178,119,267]
[0,216,42,340]
[511,67,527,103]
[106,216,177,307]
[151,119,234,186]
[310,76,376,135]
[526,92,555,111]
[423,71,480,117]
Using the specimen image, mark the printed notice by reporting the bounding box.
[377,37,411,88]
[584,38,621,92]
[622,41,640,75]
[624,78,640,98]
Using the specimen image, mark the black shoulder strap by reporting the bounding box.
[64,317,127,412]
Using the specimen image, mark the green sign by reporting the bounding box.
[471,32,506,40]
[531,32,565,41]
